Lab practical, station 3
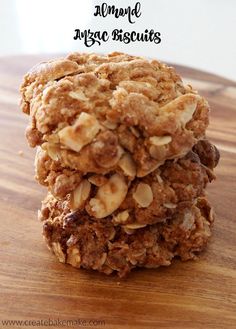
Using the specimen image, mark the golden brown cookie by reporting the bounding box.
[20,52,219,277]
[20,52,209,177]
[40,193,214,277]
[35,139,218,226]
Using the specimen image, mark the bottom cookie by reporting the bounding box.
[40,194,214,277]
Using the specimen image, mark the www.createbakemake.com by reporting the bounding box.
[73,28,161,47]
[1,318,106,327]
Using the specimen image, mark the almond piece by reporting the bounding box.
[137,162,162,177]
[51,242,65,263]
[118,153,136,177]
[124,223,146,229]
[69,90,88,101]
[123,227,135,235]
[149,135,172,146]
[130,127,140,137]
[163,203,176,209]
[180,210,195,230]
[71,179,91,210]
[67,247,81,267]
[156,174,163,184]
[149,145,167,160]
[47,134,60,144]
[88,175,108,186]
[159,94,199,126]
[43,142,60,161]
[133,183,153,207]
[58,112,100,152]
[113,210,129,224]
[179,102,197,125]
[102,120,117,130]
[88,174,128,218]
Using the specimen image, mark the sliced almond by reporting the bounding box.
[118,153,136,177]
[69,90,88,101]
[149,145,167,160]
[58,112,100,152]
[47,134,60,144]
[179,102,197,125]
[156,174,163,184]
[123,227,135,235]
[88,175,108,187]
[102,120,117,130]
[88,174,128,218]
[113,210,129,224]
[137,162,162,177]
[41,142,47,151]
[108,228,116,240]
[67,247,81,267]
[133,183,153,208]
[71,179,91,210]
[159,94,199,126]
[41,142,60,161]
[180,210,195,230]
[163,203,176,209]
[47,144,60,161]
[98,253,107,267]
[124,223,146,229]
[149,135,172,146]
[51,242,65,263]
[130,126,140,137]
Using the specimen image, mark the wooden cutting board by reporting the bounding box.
[0,55,235,329]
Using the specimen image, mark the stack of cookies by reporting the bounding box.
[20,52,219,277]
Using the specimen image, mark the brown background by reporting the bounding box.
[0,56,235,329]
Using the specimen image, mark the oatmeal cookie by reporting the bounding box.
[35,139,219,225]
[20,52,219,277]
[40,193,214,277]
[20,52,209,177]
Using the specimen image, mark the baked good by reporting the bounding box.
[20,52,219,276]
[34,139,218,226]
[21,52,209,176]
[40,193,214,277]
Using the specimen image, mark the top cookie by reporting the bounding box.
[20,52,209,177]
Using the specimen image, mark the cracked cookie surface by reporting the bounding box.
[21,52,209,177]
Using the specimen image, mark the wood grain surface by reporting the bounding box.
[0,55,235,329]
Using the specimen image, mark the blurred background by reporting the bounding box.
[0,0,235,80]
